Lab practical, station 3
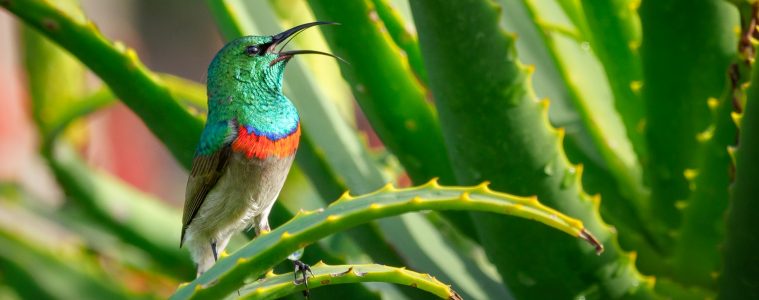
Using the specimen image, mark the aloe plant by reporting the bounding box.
[1,0,757,299]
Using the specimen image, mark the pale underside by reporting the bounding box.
[183,152,295,275]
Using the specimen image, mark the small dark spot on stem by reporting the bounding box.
[320,280,330,285]
[330,267,352,277]
[410,282,418,288]
[42,18,59,31]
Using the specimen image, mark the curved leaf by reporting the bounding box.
[520,0,655,250]
[236,263,460,300]
[580,0,646,159]
[368,0,428,84]
[170,181,601,300]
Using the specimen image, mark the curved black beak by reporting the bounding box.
[269,21,346,66]
[271,21,338,44]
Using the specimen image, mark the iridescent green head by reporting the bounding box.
[198,22,341,155]
[206,21,341,103]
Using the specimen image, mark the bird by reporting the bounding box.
[180,21,341,277]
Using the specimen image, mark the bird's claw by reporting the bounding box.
[293,260,314,299]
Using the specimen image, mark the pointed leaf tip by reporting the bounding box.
[580,229,604,255]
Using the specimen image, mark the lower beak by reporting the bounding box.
[269,21,346,66]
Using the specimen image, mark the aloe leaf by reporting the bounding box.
[671,69,740,287]
[368,0,428,84]
[497,0,576,126]
[719,48,759,299]
[580,0,646,159]
[410,0,654,297]
[170,181,601,300]
[563,135,666,272]
[235,263,460,300]
[520,0,655,248]
[2,0,204,168]
[639,0,738,235]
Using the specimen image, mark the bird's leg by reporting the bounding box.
[255,223,271,236]
[293,260,314,299]
[210,241,218,262]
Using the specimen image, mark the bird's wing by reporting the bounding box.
[180,120,236,247]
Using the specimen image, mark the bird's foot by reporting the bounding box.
[293,260,314,299]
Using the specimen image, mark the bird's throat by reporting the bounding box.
[232,123,300,159]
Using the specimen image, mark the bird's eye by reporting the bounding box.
[244,45,260,56]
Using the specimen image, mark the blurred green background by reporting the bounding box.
[1,0,758,299]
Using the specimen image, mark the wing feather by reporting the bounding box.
[180,121,236,247]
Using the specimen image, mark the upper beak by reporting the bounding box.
[269,21,346,66]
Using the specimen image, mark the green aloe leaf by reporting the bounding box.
[639,0,738,239]
[719,47,759,299]
[580,0,646,159]
[368,0,428,84]
[520,0,654,249]
[409,0,653,297]
[170,181,602,300]
[235,263,460,300]
[670,66,739,287]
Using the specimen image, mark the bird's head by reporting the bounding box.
[207,21,342,95]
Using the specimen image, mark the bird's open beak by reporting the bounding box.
[269,21,346,66]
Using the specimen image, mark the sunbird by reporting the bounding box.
[180,21,340,278]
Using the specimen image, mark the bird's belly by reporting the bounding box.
[186,152,295,242]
